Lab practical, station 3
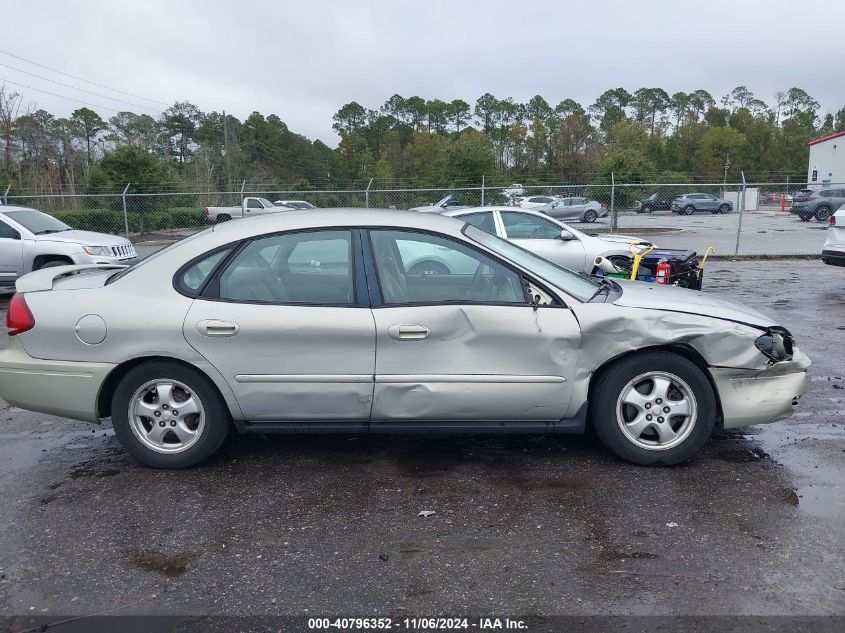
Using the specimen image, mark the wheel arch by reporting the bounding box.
[97,355,242,423]
[33,254,75,269]
[587,344,724,427]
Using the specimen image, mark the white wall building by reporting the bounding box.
[807,130,845,188]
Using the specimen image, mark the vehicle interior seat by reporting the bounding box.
[221,266,291,302]
[371,236,409,303]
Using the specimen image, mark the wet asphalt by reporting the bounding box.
[0,259,842,619]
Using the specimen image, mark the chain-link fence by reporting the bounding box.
[1,178,840,257]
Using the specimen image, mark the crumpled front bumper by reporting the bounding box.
[0,337,115,423]
[711,350,811,428]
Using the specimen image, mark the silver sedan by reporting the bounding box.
[0,210,810,468]
[540,197,608,223]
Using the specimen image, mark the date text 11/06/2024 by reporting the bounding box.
[307,617,528,630]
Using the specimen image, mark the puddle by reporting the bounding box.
[744,423,844,519]
[128,549,201,578]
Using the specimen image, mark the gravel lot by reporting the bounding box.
[0,260,842,624]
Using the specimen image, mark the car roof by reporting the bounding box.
[210,208,468,239]
[0,205,41,213]
[446,206,544,217]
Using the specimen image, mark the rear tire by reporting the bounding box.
[591,351,716,466]
[718,204,730,214]
[216,214,231,223]
[111,361,231,469]
[815,206,832,222]
[582,209,598,223]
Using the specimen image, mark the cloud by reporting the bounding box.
[3,0,843,145]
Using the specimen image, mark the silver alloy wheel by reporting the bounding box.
[128,379,206,454]
[584,209,598,223]
[615,371,697,451]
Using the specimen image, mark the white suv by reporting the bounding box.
[822,208,845,266]
[0,206,136,290]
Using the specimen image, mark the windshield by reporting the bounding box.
[463,224,600,302]
[4,210,71,234]
[106,226,216,285]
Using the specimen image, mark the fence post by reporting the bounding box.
[2,184,10,204]
[365,178,374,208]
[610,172,616,233]
[481,175,485,207]
[239,180,246,203]
[122,183,131,238]
[734,171,746,255]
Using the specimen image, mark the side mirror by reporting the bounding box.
[559,229,575,241]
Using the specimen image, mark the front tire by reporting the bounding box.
[683,205,696,215]
[582,209,598,223]
[591,351,716,466]
[111,361,231,469]
[35,258,72,270]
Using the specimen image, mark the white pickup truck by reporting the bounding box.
[204,197,286,223]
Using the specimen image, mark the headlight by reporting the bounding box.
[82,245,111,256]
[754,328,794,363]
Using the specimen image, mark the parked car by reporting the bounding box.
[541,197,608,223]
[444,207,649,273]
[635,193,672,213]
[792,189,815,203]
[790,188,845,222]
[670,193,733,215]
[409,195,469,213]
[274,200,317,210]
[822,209,845,266]
[502,184,525,199]
[0,210,809,469]
[514,195,556,210]
[205,197,285,223]
[0,206,136,291]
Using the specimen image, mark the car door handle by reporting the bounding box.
[387,324,430,341]
[196,319,240,337]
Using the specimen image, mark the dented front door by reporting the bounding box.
[370,304,580,421]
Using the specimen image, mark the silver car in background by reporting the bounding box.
[0,209,810,469]
[540,196,608,223]
[444,207,649,273]
[0,206,136,290]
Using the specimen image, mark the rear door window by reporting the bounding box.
[217,230,354,304]
[461,211,497,234]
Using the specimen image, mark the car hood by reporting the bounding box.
[588,232,652,246]
[35,230,131,246]
[611,279,776,327]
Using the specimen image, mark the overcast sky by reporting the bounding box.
[3,0,843,145]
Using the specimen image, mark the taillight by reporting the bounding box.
[204,207,209,216]
[7,293,35,335]
[831,215,837,226]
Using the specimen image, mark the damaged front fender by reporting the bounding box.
[565,302,811,426]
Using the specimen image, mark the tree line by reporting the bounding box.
[1,84,842,195]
